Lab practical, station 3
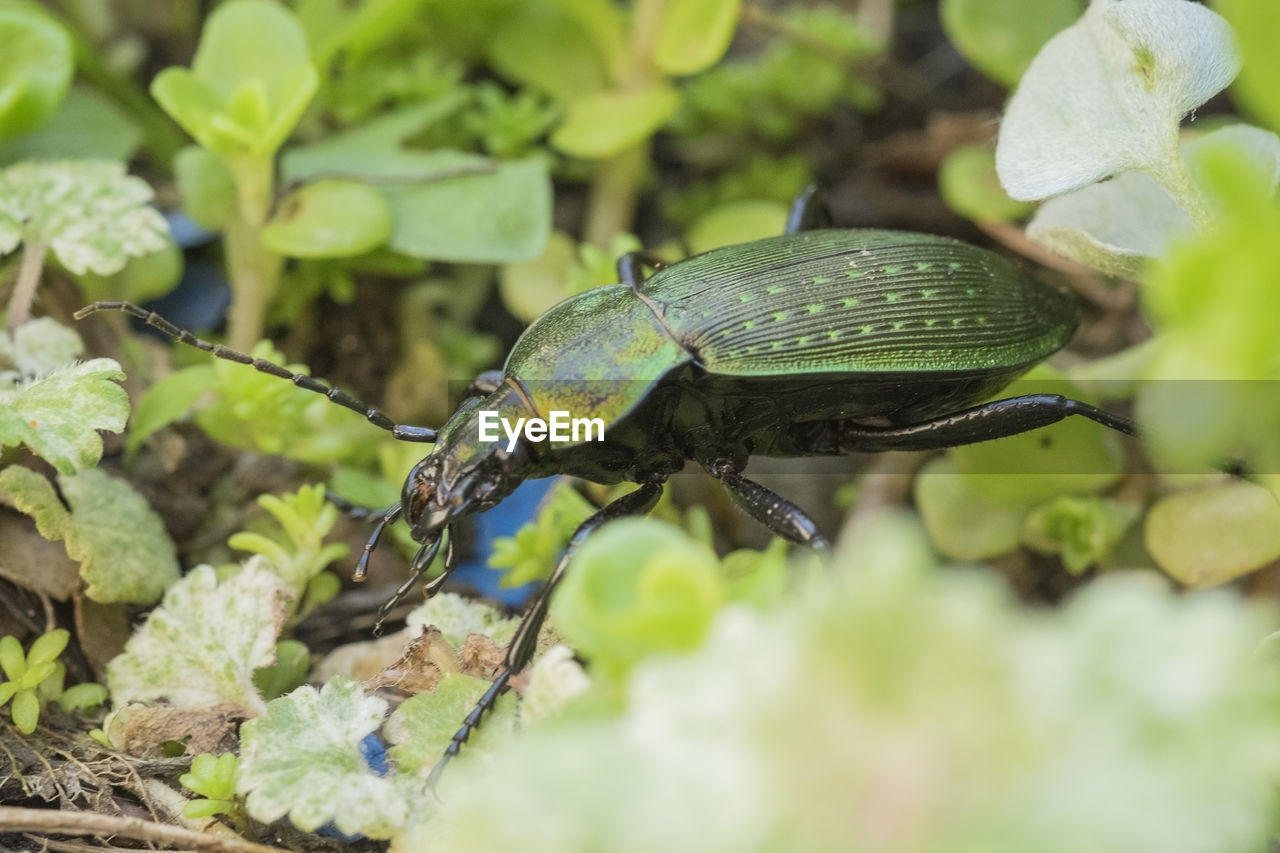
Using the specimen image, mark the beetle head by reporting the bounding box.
[401,390,531,542]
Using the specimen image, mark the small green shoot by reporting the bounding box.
[179,752,245,823]
[228,484,349,618]
[0,629,103,734]
[488,481,596,587]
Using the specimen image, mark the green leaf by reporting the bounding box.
[384,157,551,262]
[914,455,1026,561]
[281,104,551,263]
[0,85,142,164]
[181,752,239,800]
[941,0,1081,87]
[151,0,317,158]
[0,317,82,380]
[75,235,183,307]
[498,230,579,324]
[1145,481,1280,587]
[174,146,236,231]
[252,640,310,701]
[11,686,39,733]
[0,359,127,475]
[58,681,107,712]
[281,100,468,182]
[655,0,741,76]
[1219,0,1280,133]
[938,145,1036,224]
[488,480,596,587]
[1021,495,1141,574]
[126,364,216,454]
[25,628,67,667]
[0,467,179,604]
[0,6,72,140]
[106,559,292,713]
[1135,145,1280,473]
[261,180,391,258]
[486,3,611,101]
[552,518,723,676]
[385,672,516,779]
[684,199,789,255]
[58,468,181,604]
[0,635,25,681]
[996,0,1239,201]
[238,677,410,838]
[228,484,348,602]
[552,86,680,159]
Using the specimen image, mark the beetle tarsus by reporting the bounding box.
[353,503,402,582]
[710,463,830,548]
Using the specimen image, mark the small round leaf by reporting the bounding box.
[261,180,391,258]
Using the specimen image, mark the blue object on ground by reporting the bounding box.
[449,476,556,607]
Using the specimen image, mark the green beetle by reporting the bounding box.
[76,189,1134,781]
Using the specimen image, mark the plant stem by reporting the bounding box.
[1150,144,1215,233]
[5,241,48,329]
[223,157,282,351]
[582,0,665,248]
[583,145,649,249]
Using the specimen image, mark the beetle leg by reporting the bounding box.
[617,252,669,289]
[425,479,665,790]
[839,394,1136,452]
[373,532,445,634]
[352,502,403,581]
[707,460,829,548]
[785,185,834,234]
[465,370,504,399]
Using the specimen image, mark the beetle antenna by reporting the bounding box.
[74,301,437,443]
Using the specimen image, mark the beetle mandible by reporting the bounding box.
[75,188,1135,782]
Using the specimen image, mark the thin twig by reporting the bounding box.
[0,807,288,853]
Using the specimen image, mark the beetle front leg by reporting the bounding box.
[839,394,1136,452]
[425,479,666,789]
[706,459,829,548]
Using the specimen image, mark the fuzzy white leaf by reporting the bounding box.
[996,0,1239,201]
[1026,124,1280,275]
[238,677,412,838]
[0,160,169,274]
[106,558,292,714]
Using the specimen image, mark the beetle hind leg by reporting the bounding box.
[839,394,1136,452]
[707,460,829,548]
